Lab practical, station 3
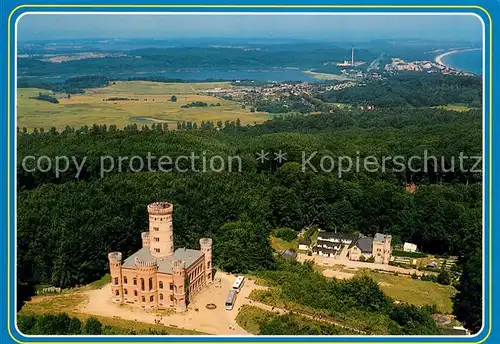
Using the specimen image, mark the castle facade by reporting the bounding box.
[108,202,212,312]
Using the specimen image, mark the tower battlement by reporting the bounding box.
[147,202,173,215]
[172,259,186,270]
[134,256,157,268]
[200,238,213,247]
[141,232,150,247]
[108,252,122,262]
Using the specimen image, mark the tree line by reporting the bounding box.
[18,313,169,335]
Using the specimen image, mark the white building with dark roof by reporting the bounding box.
[312,232,358,258]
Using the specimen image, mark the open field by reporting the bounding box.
[357,271,457,314]
[17,81,270,130]
[433,104,473,112]
[304,70,350,81]
[312,261,454,313]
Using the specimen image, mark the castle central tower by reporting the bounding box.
[147,202,174,257]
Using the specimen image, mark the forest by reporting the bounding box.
[17,107,482,333]
[318,74,482,107]
[17,44,379,78]
[18,75,110,94]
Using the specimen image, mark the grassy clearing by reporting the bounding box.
[17,81,270,130]
[85,274,110,290]
[89,314,202,335]
[236,305,277,334]
[20,292,88,315]
[270,236,298,252]
[357,270,457,314]
[435,104,472,112]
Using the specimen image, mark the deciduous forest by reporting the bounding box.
[17,106,482,333]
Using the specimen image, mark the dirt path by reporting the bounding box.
[80,271,252,335]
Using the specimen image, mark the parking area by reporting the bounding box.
[80,271,256,335]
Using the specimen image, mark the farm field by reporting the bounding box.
[17,81,270,130]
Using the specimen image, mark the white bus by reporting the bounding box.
[225,289,237,310]
[232,276,245,293]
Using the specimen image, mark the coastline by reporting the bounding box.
[434,48,481,70]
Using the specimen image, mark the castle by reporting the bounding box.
[108,202,213,312]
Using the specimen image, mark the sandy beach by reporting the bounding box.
[434,48,481,68]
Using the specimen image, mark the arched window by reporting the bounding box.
[170,295,174,302]
[149,278,153,291]
[124,276,128,284]
[150,295,154,302]
[141,296,145,302]
[114,277,118,285]
[133,278,137,285]
[159,293,163,301]
[124,289,128,295]
[169,283,174,291]
[159,281,163,289]
[134,290,137,296]
[140,278,145,291]
[115,290,119,296]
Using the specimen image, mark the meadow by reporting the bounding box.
[17,81,270,130]
[357,271,457,314]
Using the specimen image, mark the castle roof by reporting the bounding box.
[355,236,373,253]
[122,247,203,273]
[374,233,392,243]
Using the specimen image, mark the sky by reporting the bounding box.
[17,13,483,42]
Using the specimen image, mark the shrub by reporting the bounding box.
[30,94,59,104]
[392,250,427,258]
[421,274,438,282]
[436,270,451,285]
[84,317,102,335]
[367,256,375,263]
[274,227,297,242]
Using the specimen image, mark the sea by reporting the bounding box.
[440,49,482,75]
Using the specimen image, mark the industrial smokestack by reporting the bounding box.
[351,46,354,66]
